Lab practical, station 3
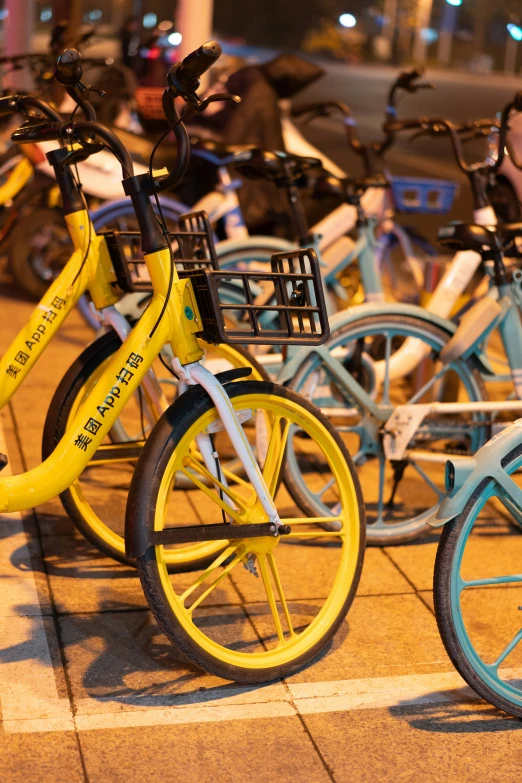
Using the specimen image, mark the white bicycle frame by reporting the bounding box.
[372,204,498,386]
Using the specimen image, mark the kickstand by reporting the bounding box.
[386,459,408,508]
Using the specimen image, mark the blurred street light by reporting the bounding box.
[168,32,182,46]
[505,24,522,74]
[339,14,356,28]
[438,0,461,65]
[412,0,433,62]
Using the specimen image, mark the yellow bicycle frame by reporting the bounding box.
[0,156,33,203]
[0,220,204,513]
[0,209,119,407]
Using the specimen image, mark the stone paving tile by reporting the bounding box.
[79,716,332,783]
[302,702,522,783]
[0,725,84,783]
[386,523,522,592]
[59,606,263,703]
[37,534,146,614]
[282,594,448,683]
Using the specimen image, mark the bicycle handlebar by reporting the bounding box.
[11,119,134,178]
[382,116,503,173]
[0,94,61,122]
[168,41,222,96]
[9,41,224,190]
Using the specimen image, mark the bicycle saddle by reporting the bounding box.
[232,148,322,184]
[313,172,389,203]
[437,222,500,253]
[190,137,255,167]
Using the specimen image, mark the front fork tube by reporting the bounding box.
[178,362,280,527]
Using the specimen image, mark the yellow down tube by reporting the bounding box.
[0,246,204,512]
[0,157,33,204]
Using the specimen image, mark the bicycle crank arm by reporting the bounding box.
[152,522,292,546]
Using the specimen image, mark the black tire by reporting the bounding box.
[434,443,522,719]
[42,333,270,568]
[130,380,365,682]
[8,207,71,300]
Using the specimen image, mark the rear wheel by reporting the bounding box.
[42,332,268,568]
[286,314,488,546]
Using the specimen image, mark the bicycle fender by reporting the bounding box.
[277,302,491,385]
[431,418,522,526]
[215,235,297,260]
[91,195,189,229]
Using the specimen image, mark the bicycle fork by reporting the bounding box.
[174,359,282,530]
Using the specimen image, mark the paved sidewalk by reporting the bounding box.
[1,283,522,783]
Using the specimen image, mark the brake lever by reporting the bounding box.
[59,139,106,169]
[184,92,241,117]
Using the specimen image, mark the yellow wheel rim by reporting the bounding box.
[65,340,263,565]
[154,391,361,670]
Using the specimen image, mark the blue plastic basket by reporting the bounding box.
[390,176,459,215]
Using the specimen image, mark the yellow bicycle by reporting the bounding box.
[5,43,365,681]
[0,89,263,565]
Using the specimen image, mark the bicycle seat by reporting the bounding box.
[437,222,500,253]
[190,137,255,167]
[312,172,389,203]
[232,148,322,185]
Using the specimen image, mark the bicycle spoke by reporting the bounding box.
[461,573,522,591]
[375,453,386,526]
[410,460,445,499]
[284,531,345,538]
[267,553,295,637]
[382,334,392,406]
[257,552,285,645]
[183,546,247,614]
[180,466,246,525]
[406,363,452,405]
[281,516,344,525]
[262,416,291,496]
[493,629,522,671]
[311,475,335,502]
[182,455,247,512]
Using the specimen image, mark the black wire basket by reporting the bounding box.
[101,210,218,294]
[180,248,330,346]
[102,211,329,346]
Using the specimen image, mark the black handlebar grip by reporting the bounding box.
[11,121,63,144]
[54,48,83,87]
[168,40,222,94]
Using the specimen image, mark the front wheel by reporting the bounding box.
[434,443,522,718]
[130,381,365,682]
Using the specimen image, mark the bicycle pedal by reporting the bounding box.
[0,453,8,472]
